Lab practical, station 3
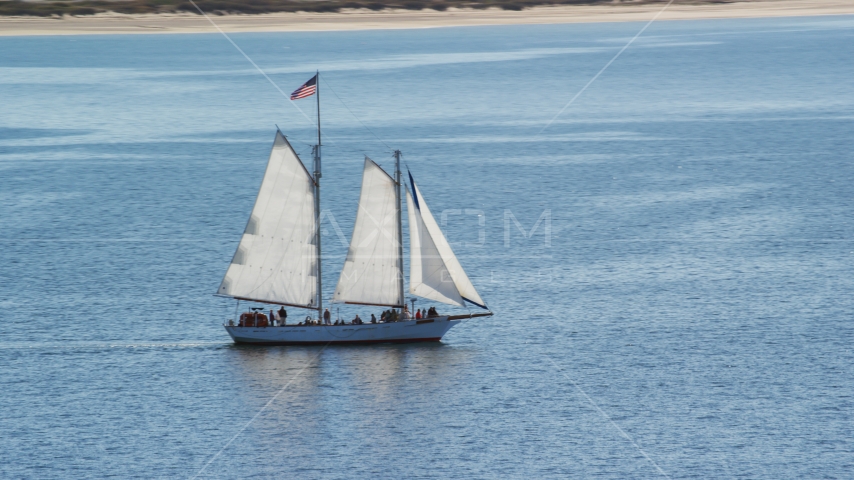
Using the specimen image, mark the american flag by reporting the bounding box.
[290,75,317,100]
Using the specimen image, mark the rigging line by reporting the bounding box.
[321,75,393,151]
[323,144,382,158]
[543,353,671,479]
[189,342,331,479]
[399,152,414,179]
[538,0,675,135]
[301,142,367,159]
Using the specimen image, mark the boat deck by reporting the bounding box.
[224,317,461,345]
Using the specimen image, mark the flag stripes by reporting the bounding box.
[290,75,317,100]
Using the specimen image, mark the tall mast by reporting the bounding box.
[314,71,323,320]
[394,150,405,310]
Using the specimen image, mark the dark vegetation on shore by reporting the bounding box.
[0,0,720,17]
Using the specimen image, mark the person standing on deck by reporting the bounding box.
[323,308,331,325]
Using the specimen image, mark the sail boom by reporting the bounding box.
[340,301,405,308]
[229,296,318,310]
[447,312,494,320]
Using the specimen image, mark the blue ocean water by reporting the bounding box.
[1,15,853,478]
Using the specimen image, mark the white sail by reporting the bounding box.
[333,158,403,307]
[217,131,318,307]
[407,174,488,309]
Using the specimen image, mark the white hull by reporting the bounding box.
[224,316,460,345]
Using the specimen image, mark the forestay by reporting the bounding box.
[407,173,488,309]
[217,131,318,307]
[333,158,403,307]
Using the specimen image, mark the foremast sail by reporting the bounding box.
[406,173,488,310]
[218,131,318,308]
[332,157,404,307]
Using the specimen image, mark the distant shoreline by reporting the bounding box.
[0,0,852,36]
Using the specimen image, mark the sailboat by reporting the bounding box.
[218,73,492,345]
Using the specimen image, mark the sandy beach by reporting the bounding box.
[0,0,852,36]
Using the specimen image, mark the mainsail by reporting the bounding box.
[407,173,488,310]
[332,158,403,307]
[217,131,318,308]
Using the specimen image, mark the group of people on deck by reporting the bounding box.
[261,306,288,326]
[415,307,439,319]
[259,304,441,327]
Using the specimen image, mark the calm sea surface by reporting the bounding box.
[1,15,853,478]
